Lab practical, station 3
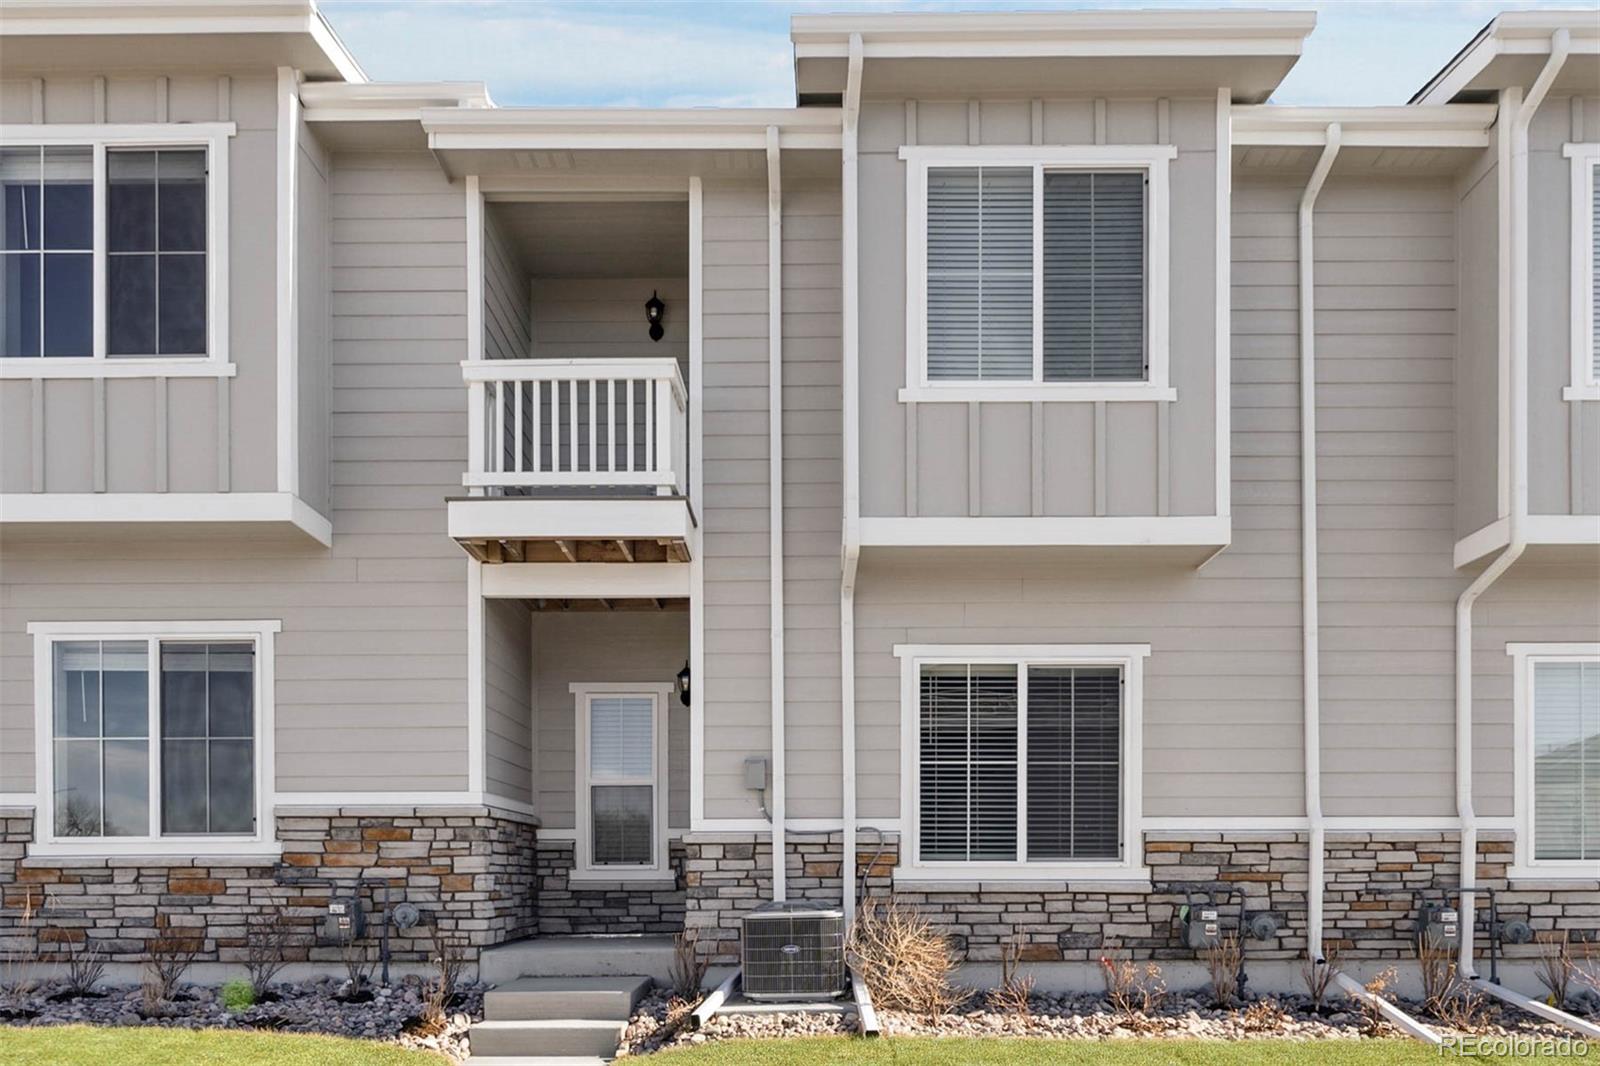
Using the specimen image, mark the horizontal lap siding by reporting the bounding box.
[1455,142,1500,539]
[485,599,532,805]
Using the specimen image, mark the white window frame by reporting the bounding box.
[0,122,235,379]
[900,144,1176,405]
[570,681,671,883]
[27,619,279,858]
[1507,642,1600,881]
[893,643,1149,883]
[1563,143,1600,401]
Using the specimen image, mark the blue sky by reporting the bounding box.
[318,1,1588,108]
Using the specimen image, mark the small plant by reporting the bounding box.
[847,898,965,1020]
[221,977,255,1013]
[1,887,42,1001]
[244,908,299,1000]
[1097,955,1165,1017]
[1205,932,1243,1009]
[60,936,106,997]
[1534,932,1573,1008]
[986,928,1035,1018]
[668,929,707,1001]
[1359,965,1399,1033]
[337,935,375,1001]
[142,918,200,1007]
[1415,935,1489,1030]
[418,927,468,1032]
[1301,942,1341,1013]
[1240,996,1288,1032]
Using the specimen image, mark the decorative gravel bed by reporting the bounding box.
[618,986,1583,1056]
[0,977,484,1063]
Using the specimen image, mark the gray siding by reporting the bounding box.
[483,207,528,362]
[529,277,689,380]
[856,95,1220,520]
[485,598,533,805]
[298,120,333,516]
[1529,94,1600,517]
[530,610,688,831]
[1454,137,1501,540]
[0,73,280,496]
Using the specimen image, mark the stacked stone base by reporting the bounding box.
[0,805,536,965]
[534,840,686,935]
[683,830,1599,966]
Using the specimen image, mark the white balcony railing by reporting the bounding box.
[463,358,687,497]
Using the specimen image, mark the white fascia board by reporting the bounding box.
[446,496,693,543]
[480,563,690,600]
[299,81,492,122]
[1412,13,1600,104]
[422,108,843,151]
[1231,106,1497,148]
[0,492,332,545]
[1455,514,1600,567]
[858,515,1230,548]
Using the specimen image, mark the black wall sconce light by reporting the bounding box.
[645,291,666,342]
[676,660,692,707]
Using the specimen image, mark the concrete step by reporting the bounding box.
[468,1019,628,1060]
[484,976,652,1022]
[466,1058,610,1066]
[479,935,677,985]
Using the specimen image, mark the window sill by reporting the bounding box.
[0,359,235,380]
[894,864,1151,889]
[899,384,1176,404]
[1562,383,1600,402]
[568,868,673,886]
[25,839,282,863]
[1506,865,1600,886]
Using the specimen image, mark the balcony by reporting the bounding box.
[448,357,693,563]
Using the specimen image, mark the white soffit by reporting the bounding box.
[1412,11,1600,104]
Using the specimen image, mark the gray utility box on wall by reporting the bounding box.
[741,900,846,1001]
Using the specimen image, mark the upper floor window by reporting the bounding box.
[1509,644,1600,880]
[1564,144,1600,400]
[901,145,1175,403]
[0,124,232,375]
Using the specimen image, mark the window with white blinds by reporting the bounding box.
[919,160,1153,386]
[574,685,668,877]
[1532,659,1599,863]
[915,658,1125,866]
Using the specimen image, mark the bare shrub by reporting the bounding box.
[1359,965,1399,1033]
[847,898,965,1019]
[985,928,1035,1018]
[419,928,468,1033]
[61,937,106,997]
[1534,932,1573,1008]
[669,929,707,1001]
[338,935,375,998]
[142,918,201,1008]
[1415,934,1488,1030]
[1098,955,1165,1017]
[1,887,42,999]
[244,908,300,1000]
[1240,996,1288,1032]
[1301,942,1341,1012]
[1205,932,1243,1008]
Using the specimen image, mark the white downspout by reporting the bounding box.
[1456,28,1568,978]
[839,33,864,926]
[1298,124,1341,963]
[766,125,787,902]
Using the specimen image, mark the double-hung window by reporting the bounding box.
[29,621,277,855]
[1564,143,1600,400]
[1510,645,1600,879]
[572,682,671,881]
[896,644,1148,881]
[902,146,1175,402]
[0,125,232,375]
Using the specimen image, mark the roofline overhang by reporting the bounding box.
[0,0,367,82]
[300,80,493,123]
[420,108,844,151]
[789,9,1317,60]
[1232,105,1499,148]
[1411,10,1600,105]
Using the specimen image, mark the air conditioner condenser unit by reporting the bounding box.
[740,900,846,1001]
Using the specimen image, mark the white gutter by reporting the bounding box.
[766,125,787,902]
[839,32,864,926]
[1298,122,1341,963]
[1455,28,1568,979]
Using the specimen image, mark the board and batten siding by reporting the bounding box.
[0,73,279,495]
[0,148,474,796]
[856,95,1219,520]
[529,610,689,832]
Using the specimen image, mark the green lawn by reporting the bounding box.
[647,1036,1571,1065]
[0,1026,451,1066]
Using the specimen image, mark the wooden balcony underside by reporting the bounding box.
[460,536,691,565]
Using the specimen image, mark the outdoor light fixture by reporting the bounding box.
[645,291,666,342]
[676,660,691,706]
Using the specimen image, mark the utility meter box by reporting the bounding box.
[1180,904,1221,951]
[1420,903,1460,949]
[325,896,366,943]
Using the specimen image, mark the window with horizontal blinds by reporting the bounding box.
[1027,667,1122,860]
[917,661,1123,866]
[1043,172,1146,381]
[1592,165,1598,380]
[1533,660,1599,863]
[926,167,1033,381]
[587,695,656,867]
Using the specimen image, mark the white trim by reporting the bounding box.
[275,68,299,495]
[466,559,486,795]
[1215,87,1232,521]
[1230,105,1496,147]
[1454,514,1600,567]
[572,683,672,879]
[0,492,331,545]
[446,497,693,543]
[0,123,236,145]
[859,515,1229,548]
[272,792,538,814]
[465,174,483,363]
[422,108,842,153]
[765,125,787,902]
[0,360,237,379]
[901,144,1174,398]
[1563,143,1600,400]
[688,175,706,831]
[480,564,690,600]
[1507,643,1600,880]
[28,620,279,856]
[839,32,863,924]
[894,643,1149,881]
